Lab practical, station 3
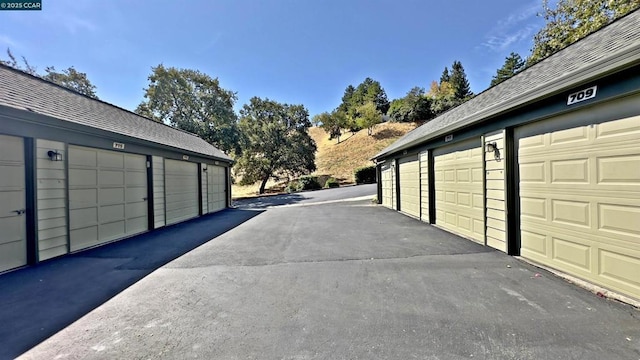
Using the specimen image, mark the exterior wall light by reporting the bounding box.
[47,150,63,161]
[486,142,501,161]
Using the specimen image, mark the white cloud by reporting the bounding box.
[480,1,541,52]
[64,16,98,34]
[0,35,18,48]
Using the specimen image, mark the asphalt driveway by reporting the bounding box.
[4,187,640,359]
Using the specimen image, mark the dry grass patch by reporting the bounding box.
[310,122,416,183]
[231,122,415,198]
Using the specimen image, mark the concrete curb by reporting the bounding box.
[516,256,640,310]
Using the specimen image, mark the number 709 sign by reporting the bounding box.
[567,85,597,105]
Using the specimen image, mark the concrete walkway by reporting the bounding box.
[3,194,640,359]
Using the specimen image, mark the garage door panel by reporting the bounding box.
[165,160,199,225]
[70,227,98,251]
[434,140,484,243]
[98,151,124,168]
[598,155,640,183]
[69,207,97,227]
[596,115,640,139]
[69,146,148,251]
[552,236,591,271]
[99,221,125,242]
[599,249,640,289]
[381,164,394,208]
[126,171,147,186]
[101,204,125,223]
[69,169,97,186]
[125,186,146,201]
[399,156,420,218]
[0,135,26,272]
[100,188,124,204]
[598,203,640,238]
[207,165,226,213]
[68,147,97,167]
[125,154,147,168]
[518,110,640,300]
[99,171,125,187]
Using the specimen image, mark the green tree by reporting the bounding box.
[43,66,99,99]
[354,77,390,115]
[388,98,411,123]
[337,78,390,127]
[529,0,640,65]
[355,102,382,136]
[316,110,347,143]
[136,64,239,155]
[427,80,457,116]
[450,60,473,101]
[388,87,433,123]
[490,52,526,87]
[440,67,450,84]
[235,97,317,194]
[337,85,356,114]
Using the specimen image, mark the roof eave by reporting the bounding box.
[373,45,640,161]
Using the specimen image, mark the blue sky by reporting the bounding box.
[0,0,546,117]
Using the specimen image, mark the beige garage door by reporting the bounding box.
[207,164,226,213]
[381,163,395,209]
[517,113,640,300]
[434,139,484,243]
[69,146,148,251]
[0,135,26,272]
[398,155,420,218]
[165,159,199,225]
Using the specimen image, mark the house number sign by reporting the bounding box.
[567,85,597,106]
[113,142,125,150]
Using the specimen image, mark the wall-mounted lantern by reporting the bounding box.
[47,150,63,161]
[486,142,501,161]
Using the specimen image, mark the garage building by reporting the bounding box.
[0,64,232,273]
[373,11,640,301]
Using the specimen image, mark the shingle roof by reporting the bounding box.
[0,64,232,162]
[374,9,640,160]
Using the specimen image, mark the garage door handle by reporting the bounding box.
[13,209,25,215]
[142,197,147,201]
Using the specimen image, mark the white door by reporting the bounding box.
[0,135,26,272]
[207,165,226,213]
[434,139,484,243]
[165,159,199,225]
[381,163,395,209]
[398,155,420,218]
[68,146,148,251]
[517,112,640,301]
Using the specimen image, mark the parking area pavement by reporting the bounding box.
[6,192,640,359]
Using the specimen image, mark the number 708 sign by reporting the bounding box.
[567,85,597,105]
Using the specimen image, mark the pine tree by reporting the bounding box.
[439,67,450,84]
[450,61,472,102]
[490,52,526,87]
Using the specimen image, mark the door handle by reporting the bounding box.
[142,197,148,201]
[13,209,25,215]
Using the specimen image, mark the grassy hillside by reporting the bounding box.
[232,122,416,198]
[310,122,416,183]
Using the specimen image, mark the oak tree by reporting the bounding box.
[235,97,317,194]
[136,64,239,155]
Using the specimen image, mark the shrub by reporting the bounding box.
[296,175,322,191]
[285,181,298,193]
[324,177,339,188]
[354,165,376,184]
